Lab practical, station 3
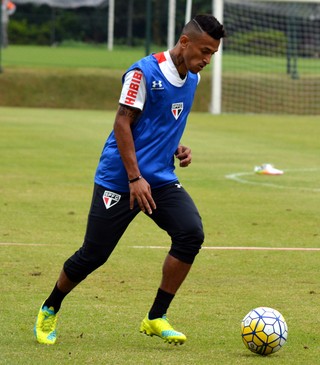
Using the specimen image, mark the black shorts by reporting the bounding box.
[64,183,204,282]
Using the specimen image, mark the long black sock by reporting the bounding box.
[43,283,69,313]
[148,288,175,320]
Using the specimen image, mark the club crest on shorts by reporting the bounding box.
[102,191,121,209]
[171,102,184,120]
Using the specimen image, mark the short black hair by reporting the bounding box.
[183,14,226,40]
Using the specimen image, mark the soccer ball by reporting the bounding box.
[241,307,288,356]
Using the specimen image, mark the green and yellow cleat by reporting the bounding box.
[140,314,187,345]
[34,303,58,345]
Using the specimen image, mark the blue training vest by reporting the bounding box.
[95,53,198,192]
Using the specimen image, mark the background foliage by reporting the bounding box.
[8,0,209,46]
[7,0,320,58]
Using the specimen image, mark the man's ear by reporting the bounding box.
[179,35,190,49]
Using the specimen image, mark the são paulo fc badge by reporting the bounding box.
[102,191,121,209]
[171,102,184,120]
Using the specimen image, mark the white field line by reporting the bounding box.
[131,246,320,252]
[225,168,320,192]
[1,243,319,252]
[0,242,60,246]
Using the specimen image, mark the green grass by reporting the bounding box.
[1,45,319,114]
[2,46,320,75]
[223,53,320,75]
[2,45,159,70]
[1,107,319,364]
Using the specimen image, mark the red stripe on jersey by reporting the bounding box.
[153,52,167,64]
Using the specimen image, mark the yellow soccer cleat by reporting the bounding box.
[34,303,58,345]
[140,314,187,345]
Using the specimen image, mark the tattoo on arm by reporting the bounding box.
[118,105,140,121]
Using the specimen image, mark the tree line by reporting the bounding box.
[8,0,212,46]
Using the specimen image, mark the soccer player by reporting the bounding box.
[34,14,225,345]
[1,1,16,48]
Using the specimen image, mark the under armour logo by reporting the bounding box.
[151,80,163,89]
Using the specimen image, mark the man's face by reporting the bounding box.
[181,32,221,74]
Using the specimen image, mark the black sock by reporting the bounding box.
[148,288,175,320]
[43,283,69,313]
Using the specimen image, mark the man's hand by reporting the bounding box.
[129,177,156,214]
[175,144,192,167]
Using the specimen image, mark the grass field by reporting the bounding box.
[1,107,319,364]
[1,46,319,113]
[2,45,320,74]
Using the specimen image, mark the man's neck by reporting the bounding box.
[169,49,187,79]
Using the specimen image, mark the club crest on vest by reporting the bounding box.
[171,102,184,120]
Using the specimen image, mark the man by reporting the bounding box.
[1,1,16,48]
[34,14,225,346]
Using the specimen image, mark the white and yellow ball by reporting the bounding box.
[241,307,288,356]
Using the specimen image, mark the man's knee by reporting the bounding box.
[169,227,205,264]
[63,244,111,282]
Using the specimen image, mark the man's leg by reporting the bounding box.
[147,255,191,319]
[34,184,139,344]
[140,255,194,345]
[140,184,204,344]
[160,254,192,294]
[42,269,79,312]
[33,270,78,345]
